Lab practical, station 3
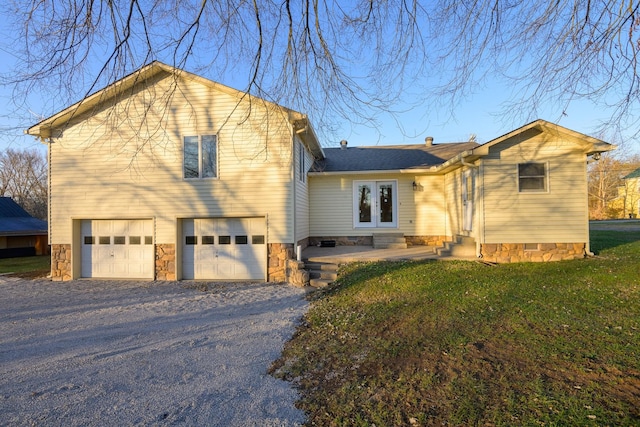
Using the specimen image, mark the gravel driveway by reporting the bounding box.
[0,277,308,426]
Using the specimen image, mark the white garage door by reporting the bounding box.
[182,218,266,280]
[81,219,154,279]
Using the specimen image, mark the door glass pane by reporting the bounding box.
[183,136,199,178]
[202,135,217,178]
[358,184,372,223]
[379,184,393,223]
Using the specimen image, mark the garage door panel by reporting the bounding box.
[81,220,154,279]
[182,217,266,281]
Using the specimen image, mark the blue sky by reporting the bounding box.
[0,4,635,155]
[1,59,625,154]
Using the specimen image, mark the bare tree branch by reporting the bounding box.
[1,0,639,144]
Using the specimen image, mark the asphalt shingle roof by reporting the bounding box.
[624,167,640,179]
[0,197,47,236]
[313,142,480,172]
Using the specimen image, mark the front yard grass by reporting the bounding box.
[271,230,640,426]
[0,255,50,278]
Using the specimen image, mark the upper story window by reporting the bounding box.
[184,135,217,179]
[518,162,547,192]
[298,142,306,182]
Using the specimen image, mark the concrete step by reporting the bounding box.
[309,278,333,288]
[309,269,338,280]
[304,262,339,272]
[304,261,339,288]
[373,233,407,249]
[437,235,477,258]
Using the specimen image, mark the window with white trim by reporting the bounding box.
[518,163,547,192]
[184,135,217,179]
[298,142,306,182]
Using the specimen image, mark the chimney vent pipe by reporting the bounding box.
[425,136,434,146]
[340,140,348,149]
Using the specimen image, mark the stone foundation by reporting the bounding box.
[51,244,72,281]
[481,243,586,263]
[286,259,310,287]
[268,243,295,282]
[296,238,310,251]
[406,235,451,247]
[155,244,176,281]
[308,236,373,246]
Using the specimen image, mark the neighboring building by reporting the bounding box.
[0,197,48,258]
[610,167,640,218]
[26,62,615,282]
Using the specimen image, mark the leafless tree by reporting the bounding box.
[2,0,639,141]
[0,148,48,219]
[588,153,640,218]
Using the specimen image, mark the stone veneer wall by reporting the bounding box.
[296,237,310,251]
[51,243,72,281]
[308,236,373,246]
[481,243,586,263]
[405,235,450,247]
[269,243,310,286]
[156,244,176,281]
[268,243,294,282]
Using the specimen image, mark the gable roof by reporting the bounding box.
[314,141,479,172]
[26,61,324,159]
[311,119,615,175]
[471,119,614,157]
[624,167,640,179]
[0,197,47,236]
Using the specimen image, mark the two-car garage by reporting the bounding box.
[79,217,267,281]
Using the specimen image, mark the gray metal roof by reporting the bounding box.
[313,142,480,172]
[0,197,47,236]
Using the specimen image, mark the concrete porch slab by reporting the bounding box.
[302,245,450,264]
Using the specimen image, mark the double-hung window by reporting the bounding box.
[184,135,217,179]
[298,142,306,182]
[518,163,547,192]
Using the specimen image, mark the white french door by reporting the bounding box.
[353,181,398,228]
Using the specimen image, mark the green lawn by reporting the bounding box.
[272,230,640,426]
[0,255,50,277]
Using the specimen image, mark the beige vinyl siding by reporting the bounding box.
[294,137,313,243]
[444,168,463,237]
[309,173,449,236]
[409,175,448,236]
[49,73,294,245]
[481,134,588,243]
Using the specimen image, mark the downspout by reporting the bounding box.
[291,121,301,263]
[461,156,482,258]
[585,154,597,257]
[46,137,52,247]
[294,122,311,261]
